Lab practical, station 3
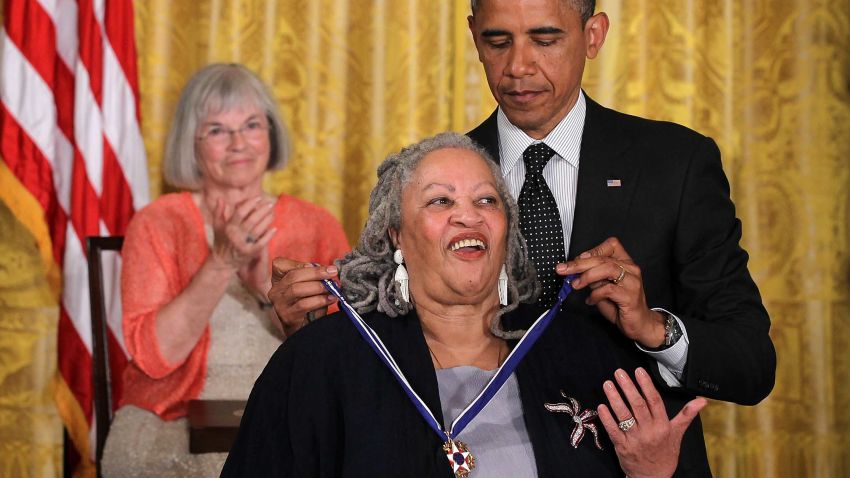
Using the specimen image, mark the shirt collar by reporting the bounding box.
[497,91,586,174]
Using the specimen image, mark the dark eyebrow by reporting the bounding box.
[528,26,564,35]
[481,29,511,38]
[481,26,564,38]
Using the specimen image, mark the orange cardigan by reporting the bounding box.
[119,192,350,420]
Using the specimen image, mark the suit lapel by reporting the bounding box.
[568,96,640,259]
[468,109,501,164]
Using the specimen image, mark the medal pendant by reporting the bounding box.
[443,438,475,477]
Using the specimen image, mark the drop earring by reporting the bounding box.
[498,264,508,306]
[393,249,409,304]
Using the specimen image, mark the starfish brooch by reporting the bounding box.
[544,391,603,450]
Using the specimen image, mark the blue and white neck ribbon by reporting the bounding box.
[322,275,576,462]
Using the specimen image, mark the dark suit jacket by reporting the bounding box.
[468,95,777,475]
[223,305,692,477]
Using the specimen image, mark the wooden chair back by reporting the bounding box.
[85,235,124,477]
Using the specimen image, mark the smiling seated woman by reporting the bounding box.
[222,133,705,478]
[100,64,349,477]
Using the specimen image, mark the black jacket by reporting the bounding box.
[223,305,711,477]
[467,95,777,475]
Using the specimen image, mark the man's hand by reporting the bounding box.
[557,237,666,348]
[268,258,339,337]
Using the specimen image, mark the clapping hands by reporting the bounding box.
[209,196,277,296]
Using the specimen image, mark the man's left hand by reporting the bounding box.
[557,237,666,348]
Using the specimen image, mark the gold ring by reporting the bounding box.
[618,416,636,432]
[612,265,626,284]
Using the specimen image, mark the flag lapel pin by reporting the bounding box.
[606,179,622,187]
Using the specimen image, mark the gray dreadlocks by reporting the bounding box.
[336,132,539,339]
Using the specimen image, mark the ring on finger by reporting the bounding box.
[612,264,626,285]
[245,234,257,244]
[618,416,636,432]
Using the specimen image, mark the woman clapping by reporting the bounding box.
[102,64,349,477]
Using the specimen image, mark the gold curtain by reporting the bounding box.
[1,1,848,476]
[134,0,496,237]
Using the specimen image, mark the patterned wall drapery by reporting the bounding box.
[1,1,848,476]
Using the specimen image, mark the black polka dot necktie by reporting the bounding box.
[518,142,566,307]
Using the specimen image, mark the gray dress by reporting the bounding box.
[436,366,538,477]
[101,228,282,477]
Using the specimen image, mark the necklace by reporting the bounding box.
[427,339,505,370]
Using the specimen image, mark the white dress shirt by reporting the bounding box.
[495,92,688,386]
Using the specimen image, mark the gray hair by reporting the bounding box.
[163,63,291,190]
[471,0,596,25]
[336,132,539,339]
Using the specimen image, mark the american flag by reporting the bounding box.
[1,0,147,474]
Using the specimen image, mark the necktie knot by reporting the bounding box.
[523,143,555,177]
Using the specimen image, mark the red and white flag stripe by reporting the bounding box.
[1,0,147,473]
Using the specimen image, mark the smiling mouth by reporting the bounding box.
[449,238,487,252]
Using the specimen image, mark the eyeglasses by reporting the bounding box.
[197,120,270,146]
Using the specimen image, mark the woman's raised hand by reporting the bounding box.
[597,368,707,478]
[210,196,277,271]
